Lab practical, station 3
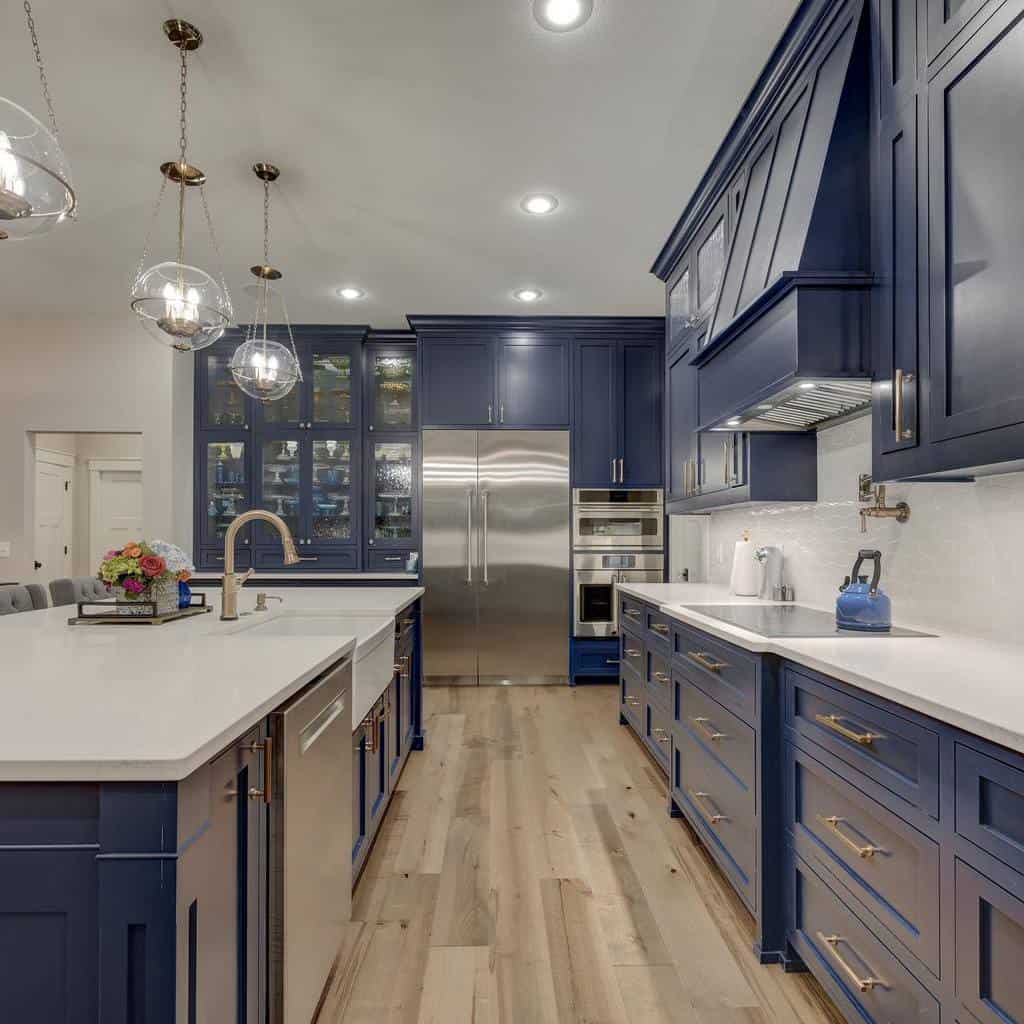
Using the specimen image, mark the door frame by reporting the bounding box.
[34,447,75,580]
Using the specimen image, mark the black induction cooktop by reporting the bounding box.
[682,604,934,638]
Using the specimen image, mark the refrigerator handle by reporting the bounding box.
[481,490,489,585]
[466,490,473,585]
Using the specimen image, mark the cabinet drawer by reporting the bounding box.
[788,854,939,1024]
[678,679,755,797]
[365,550,416,573]
[679,720,756,905]
[788,745,940,974]
[644,699,671,773]
[645,649,672,714]
[199,546,251,571]
[645,607,673,649]
[955,743,1024,877]
[255,548,359,571]
[620,673,642,730]
[956,858,1024,1024]
[572,638,620,676]
[784,665,940,818]
[620,596,646,634]
[673,624,758,724]
[620,633,644,679]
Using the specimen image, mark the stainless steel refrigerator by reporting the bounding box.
[422,429,570,685]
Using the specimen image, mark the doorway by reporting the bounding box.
[33,448,74,581]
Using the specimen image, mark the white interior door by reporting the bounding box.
[89,461,143,568]
[34,455,74,581]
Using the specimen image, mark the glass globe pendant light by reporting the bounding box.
[130,20,232,352]
[229,163,302,403]
[0,1,76,241]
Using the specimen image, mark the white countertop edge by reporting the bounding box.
[191,572,419,582]
[0,637,358,783]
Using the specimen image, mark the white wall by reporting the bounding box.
[1,317,194,583]
[704,416,1024,641]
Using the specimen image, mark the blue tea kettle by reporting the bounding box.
[836,549,892,632]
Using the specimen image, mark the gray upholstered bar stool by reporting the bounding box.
[0,584,48,614]
[49,577,111,608]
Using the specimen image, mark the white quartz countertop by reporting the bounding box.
[191,572,419,583]
[616,582,1024,755]
[0,586,423,782]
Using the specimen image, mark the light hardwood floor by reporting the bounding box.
[317,685,844,1024]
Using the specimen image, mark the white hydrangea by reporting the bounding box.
[148,539,195,575]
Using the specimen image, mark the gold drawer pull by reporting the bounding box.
[624,696,641,708]
[624,609,642,622]
[652,727,671,745]
[689,790,728,825]
[687,651,729,673]
[816,933,886,993]
[625,647,641,659]
[653,671,671,684]
[815,713,882,746]
[818,816,884,859]
[651,623,670,636]
[692,716,726,742]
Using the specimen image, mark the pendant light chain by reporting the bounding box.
[132,175,169,290]
[23,1,61,145]
[199,183,233,315]
[263,178,271,266]
[176,45,189,266]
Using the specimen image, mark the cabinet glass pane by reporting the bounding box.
[372,442,413,541]
[206,442,248,540]
[697,217,725,312]
[312,352,353,425]
[261,378,301,425]
[312,439,352,541]
[260,439,301,539]
[373,355,414,428]
[205,352,246,427]
[669,269,690,337]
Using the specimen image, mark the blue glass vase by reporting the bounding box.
[178,580,192,610]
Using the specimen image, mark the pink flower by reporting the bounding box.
[139,555,166,578]
[122,577,146,594]
[104,549,121,560]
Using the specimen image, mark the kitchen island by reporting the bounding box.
[0,585,423,1024]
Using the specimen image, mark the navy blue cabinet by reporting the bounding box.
[573,331,664,488]
[665,340,699,502]
[420,336,496,427]
[497,335,570,427]
[364,339,417,434]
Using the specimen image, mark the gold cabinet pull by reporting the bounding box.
[818,816,884,859]
[624,609,642,622]
[687,651,728,673]
[624,695,641,708]
[651,622,670,636]
[816,933,886,993]
[624,647,641,659]
[689,790,728,825]
[231,736,273,804]
[653,671,671,685]
[815,713,881,746]
[692,716,726,742]
[894,368,915,441]
[652,727,671,746]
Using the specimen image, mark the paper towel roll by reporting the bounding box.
[729,538,760,596]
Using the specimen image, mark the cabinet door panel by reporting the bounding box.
[498,336,570,427]
[666,342,698,500]
[667,259,694,351]
[365,344,417,432]
[875,97,922,455]
[877,0,920,117]
[621,341,662,487]
[927,0,996,63]
[366,434,418,551]
[199,439,252,548]
[309,344,360,431]
[929,4,1024,443]
[197,344,251,431]
[421,338,496,426]
[573,340,618,486]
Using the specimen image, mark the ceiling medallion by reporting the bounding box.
[129,20,232,353]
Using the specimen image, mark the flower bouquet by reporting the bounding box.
[98,540,195,616]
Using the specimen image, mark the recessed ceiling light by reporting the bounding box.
[514,288,543,303]
[798,381,816,390]
[337,286,364,301]
[521,193,559,215]
[533,0,594,32]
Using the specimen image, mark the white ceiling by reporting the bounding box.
[2,0,800,329]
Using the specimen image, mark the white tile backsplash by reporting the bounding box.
[705,416,1024,641]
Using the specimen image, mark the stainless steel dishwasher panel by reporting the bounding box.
[267,656,353,1024]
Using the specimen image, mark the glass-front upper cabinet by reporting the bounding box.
[366,436,418,550]
[197,343,250,431]
[201,440,250,546]
[257,436,302,544]
[311,348,356,428]
[312,438,354,544]
[365,342,417,432]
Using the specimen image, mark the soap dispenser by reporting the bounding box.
[836,549,892,632]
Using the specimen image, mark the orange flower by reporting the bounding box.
[123,544,142,558]
[177,570,192,582]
